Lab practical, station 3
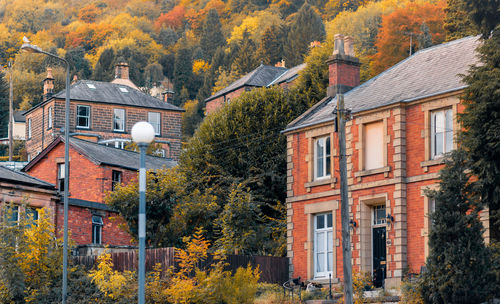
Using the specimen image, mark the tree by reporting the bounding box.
[461,0,500,37]
[231,30,259,75]
[0,71,9,138]
[256,24,285,65]
[200,9,225,60]
[417,22,433,50]
[444,0,479,41]
[65,47,92,80]
[370,1,446,76]
[180,86,307,255]
[144,63,164,89]
[173,48,193,103]
[157,27,179,49]
[420,150,493,303]
[154,5,186,31]
[92,48,115,82]
[115,47,148,87]
[460,26,500,241]
[285,3,325,66]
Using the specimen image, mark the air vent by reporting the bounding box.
[86,83,96,89]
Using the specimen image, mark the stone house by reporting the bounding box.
[205,63,306,114]
[23,136,177,246]
[24,63,184,162]
[282,35,487,288]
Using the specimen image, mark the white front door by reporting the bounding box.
[314,213,333,278]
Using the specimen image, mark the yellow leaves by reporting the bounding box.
[227,11,283,45]
[88,250,136,300]
[193,59,211,75]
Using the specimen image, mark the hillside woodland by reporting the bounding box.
[0,0,475,140]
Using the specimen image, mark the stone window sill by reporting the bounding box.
[420,158,445,172]
[355,166,391,178]
[305,177,337,192]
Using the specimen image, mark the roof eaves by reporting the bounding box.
[267,70,289,87]
[22,137,63,172]
[283,96,333,133]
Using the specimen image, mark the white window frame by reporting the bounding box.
[48,106,53,129]
[27,118,32,139]
[372,205,387,226]
[113,109,125,132]
[313,213,333,279]
[57,163,65,190]
[431,108,453,159]
[92,215,103,244]
[111,170,122,191]
[314,136,331,180]
[148,112,161,136]
[76,105,90,129]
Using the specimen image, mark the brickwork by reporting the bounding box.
[286,93,460,287]
[205,87,247,114]
[26,140,137,246]
[26,98,182,161]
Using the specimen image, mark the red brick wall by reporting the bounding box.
[205,87,247,114]
[26,98,182,161]
[25,100,57,159]
[55,203,132,246]
[288,97,458,282]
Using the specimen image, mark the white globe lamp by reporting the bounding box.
[131,121,155,144]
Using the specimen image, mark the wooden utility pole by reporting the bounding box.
[336,92,353,304]
[8,60,13,162]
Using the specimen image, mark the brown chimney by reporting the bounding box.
[275,60,285,68]
[72,75,78,84]
[326,34,360,97]
[161,89,175,103]
[43,68,55,101]
[115,61,130,79]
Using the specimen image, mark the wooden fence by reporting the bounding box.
[73,247,289,284]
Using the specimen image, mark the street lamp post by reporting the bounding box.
[21,38,71,304]
[131,121,155,304]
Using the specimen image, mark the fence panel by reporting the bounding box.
[73,248,288,284]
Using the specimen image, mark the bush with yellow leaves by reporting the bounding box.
[90,227,260,304]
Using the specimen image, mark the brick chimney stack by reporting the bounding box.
[43,68,55,101]
[161,89,175,103]
[326,34,361,97]
[115,61,130,80]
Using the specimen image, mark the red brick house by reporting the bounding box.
[0,165,57,224]
[24,64,183,162]
[23,136,177,246]
[282,35,487,289]
[205,63,306,114]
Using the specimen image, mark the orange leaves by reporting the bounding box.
[370,0,446,76]
[66,23,117,51]
[154,5,186,31]
[78,3,102,23]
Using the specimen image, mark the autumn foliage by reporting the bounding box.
[370,0,446,75]
[154,5,186,31]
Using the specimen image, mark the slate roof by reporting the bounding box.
[284,36,481,133]
[25,80,183,115]
[23,136,178,172]
[268,63,307,86]
[205,64,288,102]
[0,165,55,189]
[13,111,26,123]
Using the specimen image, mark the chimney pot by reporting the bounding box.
[43,67,55,100]
[344,36,355,57]
[332,34,345,56]
[115,62,130,80]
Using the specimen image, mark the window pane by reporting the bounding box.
[148,112,161,135]
[316,253,325,272]
[317,214,325,229]
[327,231,333,251]
[316,139,324,178]
[316,232,325,252]
[364,121,384,170]
[327,213,332,228]
[327,252,333,272]
[114,109,125,131]
[445,109,453,153]
[326,136,331,175]
[58,163,65,179]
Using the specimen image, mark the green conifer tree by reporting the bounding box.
[285,3,325,66]
[462,0,500,37]
[231,30,259,75]
[418,22,433,50]
[92,48,115,82]
[443,0,478,41]
[421,150,493,303]
[65,47,92,80]
[460,27,500,241]
[173,47,193,104]
[200,9,225,60]
[256,24,285,65]
[0,71,9,139]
